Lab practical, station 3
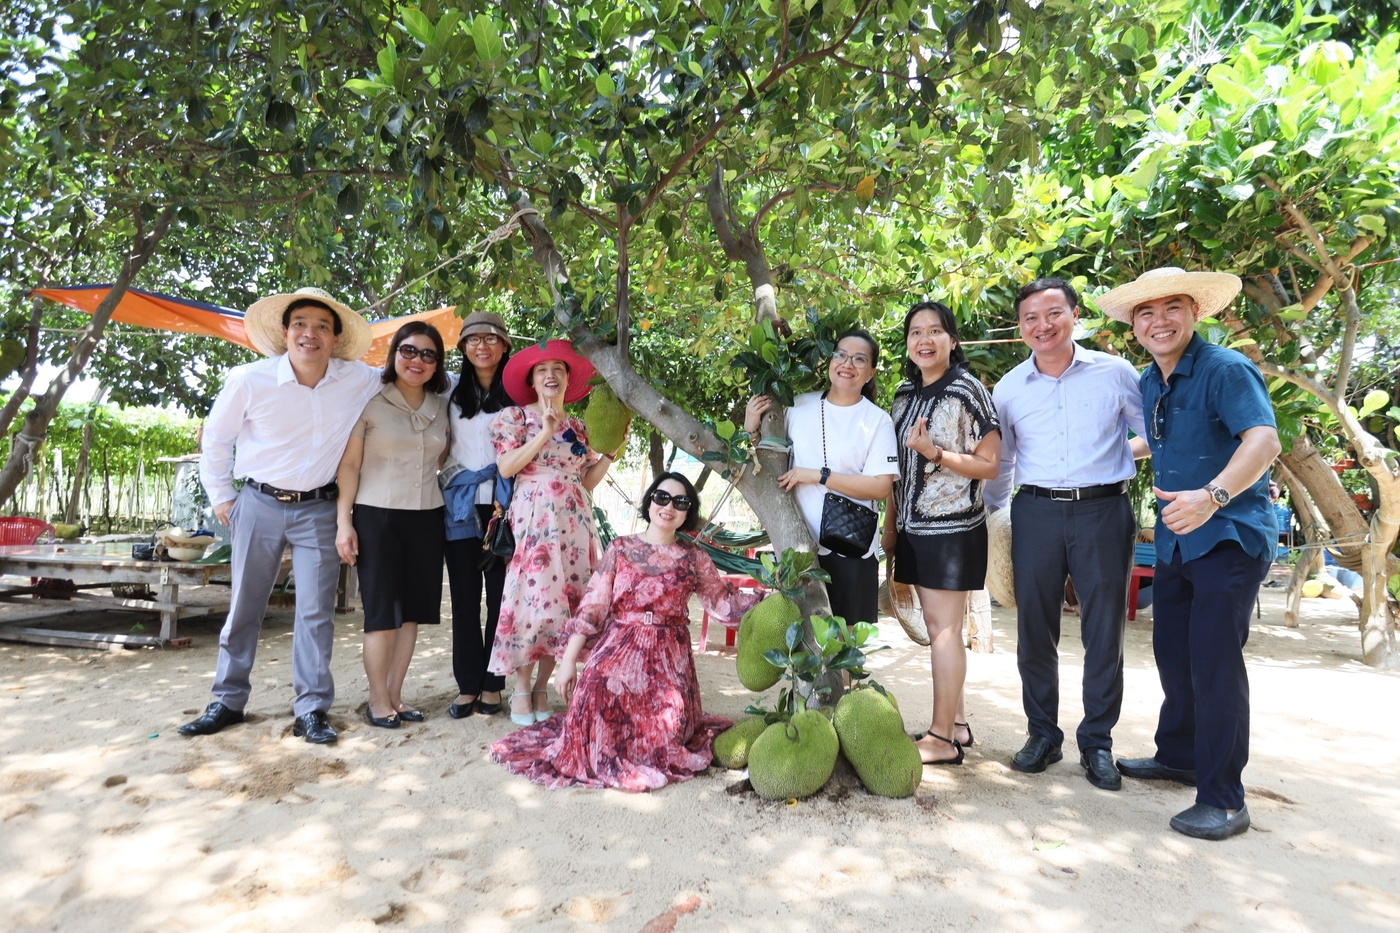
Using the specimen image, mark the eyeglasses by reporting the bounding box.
[560,427,587,457]
[462,334,502,347]
[832,349,872,368]
[650,490,693,511]
[397,345,440,364]
[1151,393,1167,441]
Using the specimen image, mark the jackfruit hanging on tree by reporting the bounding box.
[583,383,632,457]
[747,710,839,800]
[0,339,26,383]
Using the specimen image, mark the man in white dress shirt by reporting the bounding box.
[180,287,380,744]
[985,278,1149,790]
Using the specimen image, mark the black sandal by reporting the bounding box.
[955,721,975,747]
[918,731,964,766]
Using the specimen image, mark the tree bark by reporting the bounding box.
[0,208,173,504]
[1277,462,1324,629]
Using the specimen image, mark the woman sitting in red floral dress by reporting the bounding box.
[489,472,760,792]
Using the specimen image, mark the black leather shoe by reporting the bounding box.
[1170,802,1250,840]
[1080,749,1122,791]
[447,700,476,719]
[292,710,338,744]
[365,707,400,729]
[178,702,244,737]
[1117,756,1197,786]
[475,698,503,715]
[1010,735,1063,773]
[396,707,425,722]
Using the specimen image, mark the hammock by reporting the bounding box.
[592,505,765,579]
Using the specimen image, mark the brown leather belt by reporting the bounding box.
[249,480,339,503]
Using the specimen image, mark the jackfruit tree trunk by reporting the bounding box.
[1277,462,1324,630]
[0,297,46,442]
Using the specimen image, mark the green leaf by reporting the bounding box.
[1034,75,1055,109]
[715,419,735,440]
[762,648,790,669]
[1359,389,1390,417]
[1357,214,1387,235]
[345,78,390,96]
[595,73,616,97]
[1091,174,1113,207]
[402,8,435,46]
[377,40,398,83]
[471,15,503,62]
[1207,64,1254,106]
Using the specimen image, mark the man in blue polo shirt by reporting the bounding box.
[1097,267,1281,840]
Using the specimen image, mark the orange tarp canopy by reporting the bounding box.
[32,285,462,367]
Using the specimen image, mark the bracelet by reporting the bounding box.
[599,452,615,461]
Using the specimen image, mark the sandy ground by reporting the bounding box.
[1,570,1398,933]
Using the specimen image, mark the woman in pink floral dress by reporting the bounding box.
[490,340,616,726]
[490,472,761,792]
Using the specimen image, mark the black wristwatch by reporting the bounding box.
[1205,483,1231,507]
[819,467,831,486]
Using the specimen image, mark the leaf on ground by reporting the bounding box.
[1033,840,1066,850]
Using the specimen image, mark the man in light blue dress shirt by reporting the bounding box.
[985,278,1149,790]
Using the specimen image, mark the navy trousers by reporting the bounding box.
[1011,490,1135,752]
[1151,540,1272,810]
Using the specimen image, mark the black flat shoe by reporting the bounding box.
[475,698,503,715]
[1171,802,1250,840]
[1010,735,1063,773]
[293,710,339,744]
[918,731,964,766]
[447,700,476,719]
[1080,749,1122,791]
[179,702,244,737]
[1117,756,1197,786]
[396,707,425,722]
[955,721,975,747]
[365,707,400,729]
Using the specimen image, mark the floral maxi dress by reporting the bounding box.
[490,536,761,792]
[486,407,599,675]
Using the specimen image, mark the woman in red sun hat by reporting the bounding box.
[488,339,619,726]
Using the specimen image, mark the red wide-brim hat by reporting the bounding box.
[501,338,596,405]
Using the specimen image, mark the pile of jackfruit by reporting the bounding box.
[718,593,923,800]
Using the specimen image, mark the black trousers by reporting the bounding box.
[1152,541,1271,810]
[444,504,507,696]
[821,552,879,626]
[1011,489,1135,751]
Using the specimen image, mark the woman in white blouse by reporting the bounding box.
[335,322,451,728]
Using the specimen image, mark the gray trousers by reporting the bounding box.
[1011,489,1135,752]
[211,485,341,717]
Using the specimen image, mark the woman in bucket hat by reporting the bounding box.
[488,339,617,726]
[441,311,516,719]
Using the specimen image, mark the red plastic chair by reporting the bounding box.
[0,517,56,546]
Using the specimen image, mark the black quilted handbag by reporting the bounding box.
[816,395,878,558]
[819,492,878,558]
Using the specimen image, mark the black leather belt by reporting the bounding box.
[1019,480,1129,501]
[249,480,338,503]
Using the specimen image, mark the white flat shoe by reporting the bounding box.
[508,691,534,727]
[532,689,553,722]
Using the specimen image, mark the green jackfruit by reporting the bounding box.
[833,688,922,798]
[713,716,768,769]
[0,339,24,383]
[52,523,83,540]
[583,383,631,457]
[747,710,839,800]
[735,593,799,692]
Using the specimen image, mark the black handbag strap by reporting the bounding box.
[819,393,871,509]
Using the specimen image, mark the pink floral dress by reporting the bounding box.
[486,407,599,675]
[490,535,761,792]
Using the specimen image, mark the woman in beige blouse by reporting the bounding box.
[335,322,451,728]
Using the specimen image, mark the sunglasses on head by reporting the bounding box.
[650,490,693,511]
[397,344,440,365]
[560,427,587,457]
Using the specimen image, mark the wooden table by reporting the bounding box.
[0,542,237,649]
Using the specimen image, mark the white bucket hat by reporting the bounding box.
[243,286,373,360]
[1096,267,1243,324]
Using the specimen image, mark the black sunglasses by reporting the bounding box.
[650,490,693,511]
[397,344,440,365]
[560,427,587,457]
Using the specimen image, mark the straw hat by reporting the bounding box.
[244,286,372,360]
[985,506,1015,609]
[1095,267,1242,324]
[501,338,596,405]
[457,310,513,351]
[879,552,929,647]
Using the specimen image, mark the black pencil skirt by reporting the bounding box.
[353,504,446,632]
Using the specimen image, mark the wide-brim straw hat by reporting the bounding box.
[1096,267,1242,324]
[879,552,930,647]
[244,286,372,361]
[985,506,1015,609]
[457,310,513,351]
[501,338,596,405]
